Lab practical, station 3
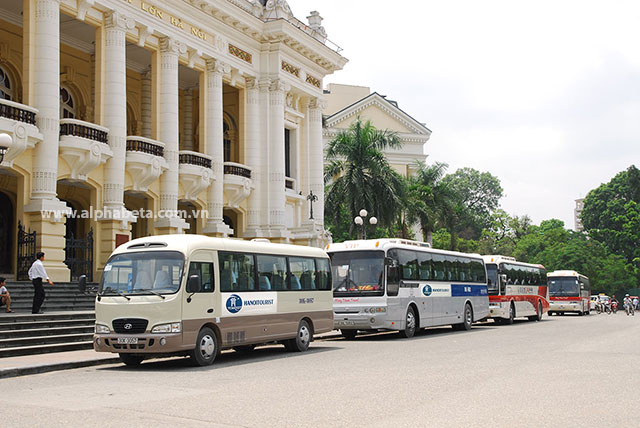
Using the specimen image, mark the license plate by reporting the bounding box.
[117,337,138,344]
[339,321,355,326]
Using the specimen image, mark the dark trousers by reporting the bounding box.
[32,278,45,314]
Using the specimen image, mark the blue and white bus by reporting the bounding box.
[327,239,489,339]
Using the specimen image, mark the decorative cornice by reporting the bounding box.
[104,11,135,31]
[228,44,252,63]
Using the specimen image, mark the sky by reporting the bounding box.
[287,0,640,228]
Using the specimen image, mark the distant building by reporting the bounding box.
[322,83,431,178]
[575,198,585,232]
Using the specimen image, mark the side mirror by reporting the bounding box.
[78,275,87,293]
[187,275,201,293]
[500,274,507,285]
[385,257,398,267]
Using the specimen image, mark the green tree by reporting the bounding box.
[324,118,406,238]
[581,165,640,266]
[478,210,532,256]
[404,161,456,244]
[442,167,504,239]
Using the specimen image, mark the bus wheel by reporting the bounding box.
[453,303,473,331]
[286,320,312,352]
[341,329,358,340]
[189,327,218,366]
[505,303,515,325]
[119,353,144,366]
[233,345,256,353]
[399,306,417,338]
[528,301,543,321]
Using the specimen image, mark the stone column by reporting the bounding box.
[96,11,136,267]
[23,0,70,281]
[154,37,188,233]
[308,97,325,224]
[182,88,194,151]
[243,76,263,236]
[141,68,152,138]
[267,79,289,240]
[203,58,231,236]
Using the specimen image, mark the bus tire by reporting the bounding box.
[453,303,473,331]
[341,329,358,340]
[399,306,417,338]
[285,320,312,352]
[233,345,256,353]
[528,301,543,322]
[189,327,218,366]
[504,302,515,325]
[119,353,144,366]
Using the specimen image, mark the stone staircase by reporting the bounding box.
[0,282,96,358]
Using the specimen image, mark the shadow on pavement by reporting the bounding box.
[97,343,341,373]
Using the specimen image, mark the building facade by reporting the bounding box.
[0,0,347,281]
[574,198,584,232]
[322,83,431,178]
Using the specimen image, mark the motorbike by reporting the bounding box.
[611,301,618,314]
[604,302,612,314]
[625,302,635,316]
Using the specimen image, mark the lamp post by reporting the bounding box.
[0,133,10,165]
[354,209,377,240]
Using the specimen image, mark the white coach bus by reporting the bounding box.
[327,239,489,339]
[89,235,333,366]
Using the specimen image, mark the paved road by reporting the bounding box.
[2,313,639,428]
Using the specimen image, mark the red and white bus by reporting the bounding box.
[547,270,591,316]
[482,256,549,324]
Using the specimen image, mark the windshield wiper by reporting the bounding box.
[101,288,130,300]
[116,290,131,300]
[136,288,166,299]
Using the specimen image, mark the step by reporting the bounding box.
[0,341,94,358]
[8,304,96,311]
[0,311,95,324]
[0,325,94,339]
[0,333,94,349]
[0,318,96,331]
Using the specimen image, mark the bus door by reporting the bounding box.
[182,250,219,345]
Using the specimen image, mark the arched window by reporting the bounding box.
[60,87,75,119]
[0,66,12,100]
[223,120,231,162]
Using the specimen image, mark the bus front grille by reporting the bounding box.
[112,318,149,334]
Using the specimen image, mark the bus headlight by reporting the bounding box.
[95,323,110,334]
[366,307,386,314]
[151,322,182,333]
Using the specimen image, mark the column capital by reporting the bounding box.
[269,78,290,94]
[258,78,272,91]
[205,57,230,75]
[159,37,186,55]
[309,97,327,110]
[104,10,135,31]
[244,75,258,90]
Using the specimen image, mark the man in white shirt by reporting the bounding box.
[28,252,54,314]
[0,277,12,313]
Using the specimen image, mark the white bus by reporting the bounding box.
[483,255,549,323]
[90,235,333,366]
[547,270,591,315]
[327,239,489,339]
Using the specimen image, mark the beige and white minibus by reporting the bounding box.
[91,235,333,366]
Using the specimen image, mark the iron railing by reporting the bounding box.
[126,139,165,157]
[224,164,252,178]
[179,152,212,169]
[0,101,36,125]
[17,222,36,281]
[64,229,94,282]
[60,121,108,144]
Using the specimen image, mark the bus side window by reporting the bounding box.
[314,258,331,290]
[417,252,432,280]
[386,250,399,296]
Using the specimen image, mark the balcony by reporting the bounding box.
[125,136,167,192]
[0,98,42,168]
[223,162,253,208]
[59,118,112,181]
[179,150,213,200]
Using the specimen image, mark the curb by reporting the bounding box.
[0,357,121,380]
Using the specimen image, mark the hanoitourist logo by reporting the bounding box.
[226,294,243,313]
[422,285,432,296]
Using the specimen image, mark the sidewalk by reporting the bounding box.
[0,349,119,379]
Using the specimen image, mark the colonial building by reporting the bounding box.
[0,0,347,281]
[322,83,431,178]
[574,198,584,232]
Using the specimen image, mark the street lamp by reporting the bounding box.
[0,133,11,164]
[354,209,377,240]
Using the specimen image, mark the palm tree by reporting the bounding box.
[325,118,405,237]
[405,161,457,246]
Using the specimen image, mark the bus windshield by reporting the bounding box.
[486,264,499,295]
[548,277,579,297]
[329,250,385,296]
[99,251,185,296]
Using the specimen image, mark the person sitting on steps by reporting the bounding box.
[0,277,13,313]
